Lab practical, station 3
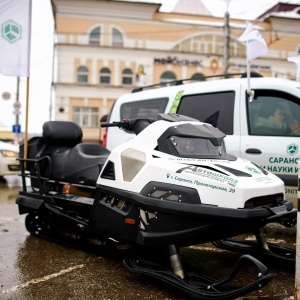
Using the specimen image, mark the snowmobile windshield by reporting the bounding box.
[157,123,236,160]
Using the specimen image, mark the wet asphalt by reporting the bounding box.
[0,176,297,300]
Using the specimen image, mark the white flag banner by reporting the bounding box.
[287,56,300,81]
[0,0,32,77]
[239,21,253,42]
[239,21,268,62]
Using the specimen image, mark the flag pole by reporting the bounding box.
[246,54,254,102]
[246,39,250,92]
[246,21,254,102]
[24,77,30,162]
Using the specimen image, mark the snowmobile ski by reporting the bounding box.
[123,254,275,300]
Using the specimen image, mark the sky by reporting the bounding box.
[0,0,299,134]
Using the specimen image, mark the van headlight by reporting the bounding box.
[1,150,18,158]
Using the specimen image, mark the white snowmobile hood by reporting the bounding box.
[97,119,285,209]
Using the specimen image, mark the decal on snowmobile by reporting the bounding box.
[193,179,231,192]
[176,165,238,187]
[166,173,193,185]
[253,176,273,184]
[167,157,231,163]
[166,173,230,192]
[245,166,260,174]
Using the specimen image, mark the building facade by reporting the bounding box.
[52,0,300,143]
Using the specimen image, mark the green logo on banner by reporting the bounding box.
[2,20,22,43]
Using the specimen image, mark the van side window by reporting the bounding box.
[120,97,169,120]
[177,91,235,134]
[247,90,300,136]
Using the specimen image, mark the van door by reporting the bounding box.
[240,89,300,199]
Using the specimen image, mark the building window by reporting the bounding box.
[72,107,99,127]
[77,66,89,83]
[122,68,133,85]
[112,28,123,47]
[191,72,206,81]
[100,67,111,84]
[160,71,177,85]
[89,27,101,45]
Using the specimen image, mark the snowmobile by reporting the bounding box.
[16,113,296,299]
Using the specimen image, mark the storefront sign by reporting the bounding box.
[154,56,203,67]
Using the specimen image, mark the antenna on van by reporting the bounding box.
[238,21,268,102]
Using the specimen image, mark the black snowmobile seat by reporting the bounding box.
[40,121,83,180]
[25,120,110,186]
[20,121,83,178]
[64,143,110,185]
[43,121,83,146]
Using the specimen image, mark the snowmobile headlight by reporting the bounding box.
[121,149,146,182]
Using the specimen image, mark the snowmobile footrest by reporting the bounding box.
[123,254,275,299]
[212,239,295,268]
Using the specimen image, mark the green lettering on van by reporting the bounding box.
[170,90,184,113]
[263,165,294,173]
[269,157,299,164]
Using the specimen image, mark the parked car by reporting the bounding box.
[105,74,300,204]
[0,141,20,180]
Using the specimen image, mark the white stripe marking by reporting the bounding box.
[1,264,84,294]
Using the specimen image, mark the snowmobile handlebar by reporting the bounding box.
[101,119,130,129]
[101,118,155,135]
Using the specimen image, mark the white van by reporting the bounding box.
[105,75,300,204]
